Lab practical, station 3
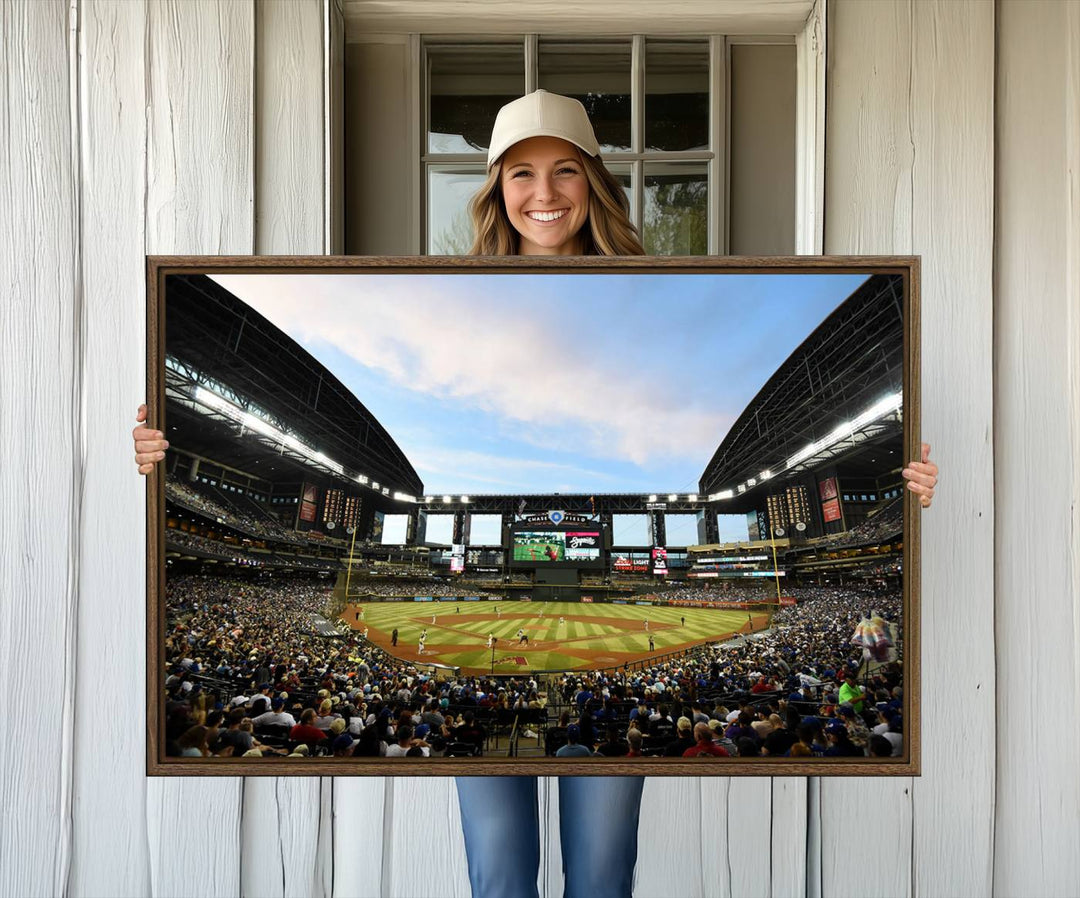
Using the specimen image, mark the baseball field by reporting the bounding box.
[339,599,770,674]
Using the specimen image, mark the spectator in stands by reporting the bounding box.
[176,726,207,758]
[353,725,386,757]
[214,709,254,755]
[626,729,644,758]
[314,699,340,731]
[289,709,327,747]
[252,697,296,730]
[725,711,759,746]
[793,720,825,758]
[838,674,868,712]
[385,724,417,757]
[823,720,862,757]
[736,738,760,758]
[837,705,870,752]
[872,710,904,757]
[762,709,801,757]
[683,723,729,757]
[454,711,486,750]
[595,725,628,757]
[751,711,779,742]
[555,724,593,758]
[664,717,697,756]
[868,734,893,758]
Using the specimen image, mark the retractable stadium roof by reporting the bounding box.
[164,274,423,496]
[698,273,905,504]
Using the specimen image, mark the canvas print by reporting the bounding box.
[148,257,919,775]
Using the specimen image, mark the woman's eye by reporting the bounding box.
[557,167,579,175]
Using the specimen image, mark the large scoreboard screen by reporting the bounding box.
[510,528,604,568]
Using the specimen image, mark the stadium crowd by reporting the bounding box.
[163,571,902,761]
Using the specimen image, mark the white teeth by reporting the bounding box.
[527,209,567,222]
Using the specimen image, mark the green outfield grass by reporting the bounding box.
[340,599,768,674]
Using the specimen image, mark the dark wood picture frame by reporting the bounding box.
[147,255,921,777]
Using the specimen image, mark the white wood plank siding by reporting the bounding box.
[822,6,915,891]
[824,2,996,896]
[635,776,712,898]
[70,2,153,894]
[0,2,78,896]
[381,777,471,898]
[243,2,333,895]
[144,1,254,894]
[907,3,995,895]
[994,2,1080,895]
[331,778,389,897]
[770,777,809,898]
[255,0,325,255]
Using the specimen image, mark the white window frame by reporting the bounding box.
[404,0,825,256]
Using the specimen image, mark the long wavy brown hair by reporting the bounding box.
[468,148,645,256]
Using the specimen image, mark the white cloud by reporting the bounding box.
[410,445,618,493]
[211,273,733,466]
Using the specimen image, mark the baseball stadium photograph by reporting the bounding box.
[152,259,917,774]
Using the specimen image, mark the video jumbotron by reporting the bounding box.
[162,269,907,763]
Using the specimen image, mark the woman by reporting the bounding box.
[133,89,939,898]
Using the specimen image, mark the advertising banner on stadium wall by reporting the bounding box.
[613,554,650,572]
[652,546,668,575]
[822,497,842,522]
[565,531,600,561]
[299,483,318,523]
[819,476,838,501]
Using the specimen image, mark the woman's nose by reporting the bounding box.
[533,174,557,200]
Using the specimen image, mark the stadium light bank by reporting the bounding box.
[708,391,902,502]
[193,384,419,502]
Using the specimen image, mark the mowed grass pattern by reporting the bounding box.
[341,600,768,674]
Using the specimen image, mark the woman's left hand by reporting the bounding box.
[902,442,938,508]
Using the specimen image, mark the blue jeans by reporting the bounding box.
[455,776,645,898]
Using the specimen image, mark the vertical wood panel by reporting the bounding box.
[823,7,915,891]
[71,1,152,894]
[255,0,324,255]
[243,2,332,894]
[145,0,255,257]
[770,778,808,898]
[241,778,328,898]
[382,777,471,898]
[332,778,388,897]
[907,3,995,895]
[144,2,255,893]
[825,2,997,896]
[0,2,77,896]
[825,1,993,898]
[994,2,1080,894]
[636,777,707,898]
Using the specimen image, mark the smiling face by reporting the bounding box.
[499,136,591,255]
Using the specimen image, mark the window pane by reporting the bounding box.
[645,40,709,152]
[428,44,524,154]
[428,166,487,254]
[538,40,631,153]
[643,163,707,255]
[604,162,634,216]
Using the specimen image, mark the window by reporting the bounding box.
[422,36,790,256]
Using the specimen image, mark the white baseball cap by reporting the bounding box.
[486,90,600,169]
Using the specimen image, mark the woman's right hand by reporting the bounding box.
[133,403,169,474]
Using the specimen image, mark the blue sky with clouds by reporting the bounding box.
[211,272,866,499]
